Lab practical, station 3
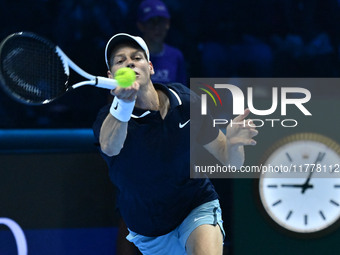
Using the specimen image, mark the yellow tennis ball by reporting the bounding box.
[114,67,136,88]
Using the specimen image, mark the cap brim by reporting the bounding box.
[105,33,149,69]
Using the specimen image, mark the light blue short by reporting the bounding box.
[126,199,225,255]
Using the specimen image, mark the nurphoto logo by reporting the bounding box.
[198,81,312,128]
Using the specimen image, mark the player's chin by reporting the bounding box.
[135,75,149,86]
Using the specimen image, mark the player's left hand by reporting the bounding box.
[226,108,258,147]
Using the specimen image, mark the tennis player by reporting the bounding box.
[93,33,258,255]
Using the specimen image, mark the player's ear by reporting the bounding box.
[107,70,113,79]
[149,61,155,76]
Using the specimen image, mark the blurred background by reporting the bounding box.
[0,0,340,129]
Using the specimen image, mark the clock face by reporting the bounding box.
[258,133,340,236]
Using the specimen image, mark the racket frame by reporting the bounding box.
[0,32,118,105]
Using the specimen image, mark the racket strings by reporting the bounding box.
[0,34,68,104]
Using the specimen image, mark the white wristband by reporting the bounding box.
[110,96,135,122]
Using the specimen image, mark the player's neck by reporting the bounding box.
[135,83,169,119]
[135,82,159,110]
[156,90,170,119]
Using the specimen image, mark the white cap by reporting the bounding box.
[105,33,150,69]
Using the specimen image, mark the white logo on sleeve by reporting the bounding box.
[179,119,190,128]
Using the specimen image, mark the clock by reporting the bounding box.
[256,133,340,238]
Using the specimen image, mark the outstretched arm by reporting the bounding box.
[203,109,258,168]
[99,82,139,156]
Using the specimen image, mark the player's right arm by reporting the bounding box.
[99,82,139,156]
[100,115,128,156]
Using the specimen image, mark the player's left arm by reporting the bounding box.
[203,109,258,169]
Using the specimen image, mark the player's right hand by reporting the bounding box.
[111,81,140,102]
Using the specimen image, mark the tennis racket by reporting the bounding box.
[0,32,118,105]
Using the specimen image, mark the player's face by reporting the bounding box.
[109,45,154,86]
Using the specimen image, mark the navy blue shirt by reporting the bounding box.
[93,83,219,236]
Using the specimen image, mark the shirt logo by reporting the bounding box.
[179,119,190,128]
[113,102,119,110]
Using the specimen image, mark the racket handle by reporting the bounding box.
[95,76,118,90]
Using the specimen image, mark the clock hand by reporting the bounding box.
[281,183,313,188]
[301,152,325,194]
